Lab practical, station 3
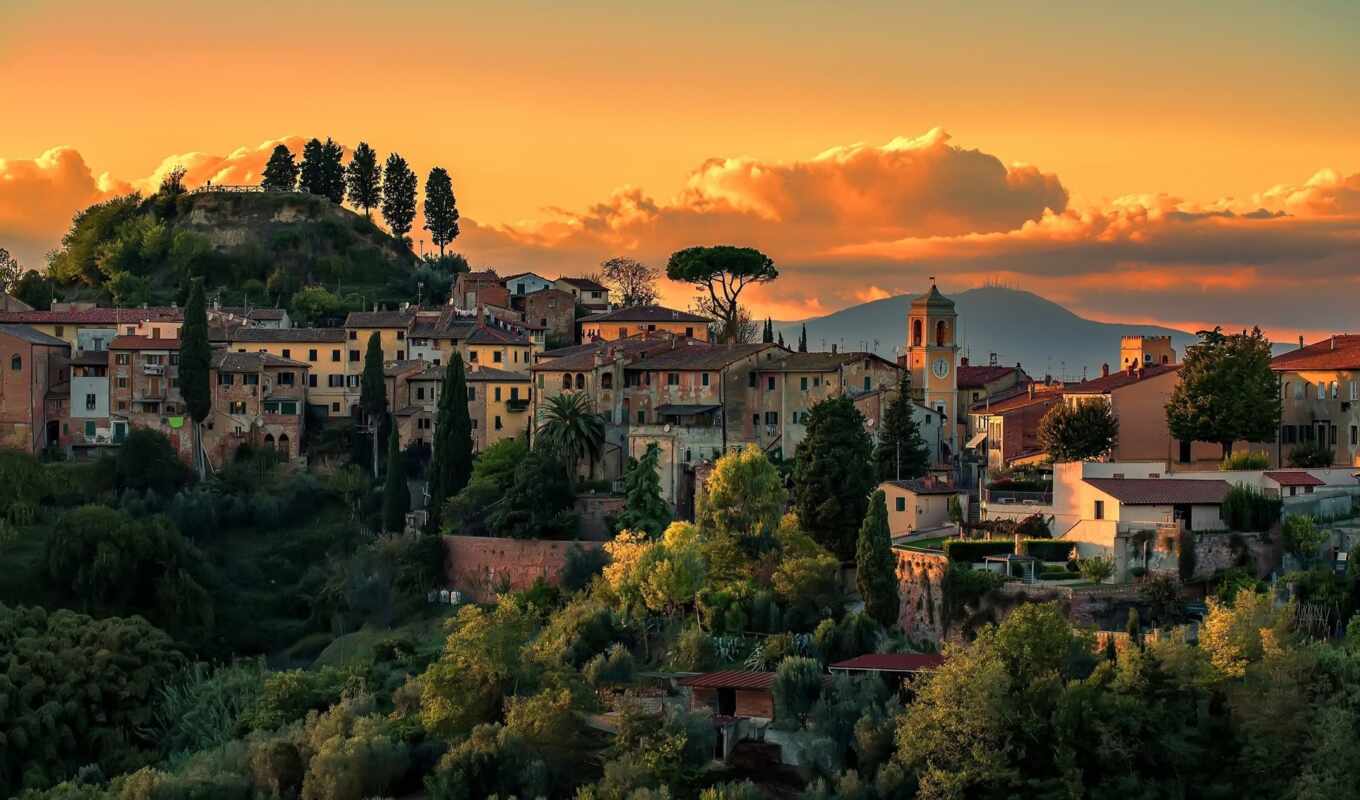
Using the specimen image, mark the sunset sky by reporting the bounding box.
[2,0,1357,339]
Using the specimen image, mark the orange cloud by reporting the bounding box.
[0,147,130,267]
[137,136,315,193]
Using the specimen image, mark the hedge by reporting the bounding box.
[1024,540,1075,562]
[944,540,1015,562]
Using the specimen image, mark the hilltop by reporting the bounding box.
[45,188,422,308]
[776,286,1200,378]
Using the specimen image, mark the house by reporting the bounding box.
[207,350,309,462]
[452,270,509,311]
[66,349,119,453]
[502,272,555,297]
[407,309,477,366]
[1081,476,1231,534]
[344,308,416,367]
[969,383,1064,474]
[1271,335,1360,468]
[680,671,775,721]
[518,288,577,346]
[579,305,710,342]
[465,322,535,370]
[0,325,71,453]
[881,478,968,536]
[210,305,292,329]
[108,335,185,448]
[466,365,532,452]
[957,358,1030,422]
[751,350,902,458]
[555,276,610,310]
[223,327,349,416]
[0,305,182,351]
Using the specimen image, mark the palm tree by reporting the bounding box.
[538,392,606,483]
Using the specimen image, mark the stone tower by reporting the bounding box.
[905,283,959,458]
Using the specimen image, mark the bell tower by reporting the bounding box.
[905,281,959,458]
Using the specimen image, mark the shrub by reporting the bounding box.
[151,659,268,756]
[1023,539,1074,561]
[584,643,636,688]
[1281,514,1326,559]
[114,427,190,495]
[944,539,1015,562]
[1220,484,1282,531]
[1220,450,1270,470]
[1289,441,1335,468]
[1178,531,1198,583]
[561,544,608,593]
[772,656,824,728]
[1078,556,1115,583]
[669,622,716,671]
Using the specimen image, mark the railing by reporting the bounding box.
[983,489,1053,506]
[190,184,269,194]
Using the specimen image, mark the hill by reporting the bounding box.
[44,188,423,309]
[775,286,1200,379]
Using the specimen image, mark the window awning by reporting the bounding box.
[965,431,988,449]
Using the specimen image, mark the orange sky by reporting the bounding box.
[1,1,1357,339]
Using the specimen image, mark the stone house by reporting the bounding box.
[750,351,901,458]
[108,335,186,455]
[344,308,416,367]
[518,288,577,346]
[0,325,70,452]
[452,270,508,311]
[969,383,1064,474]
[0,306,181,352]
[881,478,968,535]
[501,272,555,297]
[1271,335,1360,467]
[394,363,532,454]
[66,349,121,453]
[205,350,309,462]
[223,327,349,416]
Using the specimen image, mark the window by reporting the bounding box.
[668,373,679,386]
[468,386,476,401]
[748,372,756,388]
[575,373,585,390]
[348,330,357,340]
[1317,382,1326,400]
[510,387,520,401]
[1293,381,1304,400]
[55,325,65,336]
[1331,425,1338,445]
[332,349,341,362]
[308,349,317,361]
[1094,500,1105,520]
[911,319,923,347]
[85,393,97,410]
[1178,439,1192,463]
[328,374,344,388]
[349,350,360,362]
[494,387,502,402]
[813,377,821,387]
[229,400,247,414]
[1331,382,1339,399]
[1351,381,1360,401]
[277,372,294,385]
[701,372,710,387]
[896,496,906,512]
[492,350,502,363]
[281,349,291,359]
[764,411,778,425]
[766,376,775,391]
[936,320,948,346]
[219,373,234,385]
[800,376,808,391]
[417,386,425,400]
[601,373,613,389]
[9,354,20,370]
[243,374,259,385]
[1281,425,1297,444]
[396,350,404,360]
[84,420,95,438]
[637,410,645,424]
[752,413,759,427]
[1352,425,1358,446]
[469,351,479,363]
[169,353,179,365]
[685,327,694,337]
[863,376,872,391]
[117,401,127,411]
[471,419,478,429]
[396,331,404,341]
[116,377,128,388]
[308,374,317,388]
[332,402,340,413]
[494,415,503,430]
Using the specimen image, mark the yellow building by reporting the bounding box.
[224,327,350,416]
[0,306,182,351]
[904,284,959,457]
[463,324,535,371]
[579,306,710,342]
[1272,335,1360,467]
[344,308,416,366]
[396,363,532,452]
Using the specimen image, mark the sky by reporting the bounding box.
[1,0,1357,340]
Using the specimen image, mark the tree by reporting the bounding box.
[793,396,876,560]
[798,323,808,352]
[423,167,460,256]
[158,165,187,197]
[345,142,381,218]
[778,331,785,347]
[486,450,579,539]
[1282,514,1326,559]
[615,443,671,536]
[537,392,606,482]
[1078,556,1115,583]
[360,332,388,477]
[114,427,189,495]
[1167,327,1281,457]
[875,372,930,481]
[857,490,899,627]
[772,656,824,728]
[666,246,778,343]
[180,279,212,477]
[762,317,774,343]
[1038,400,1119,462]
[381,153,418,245]
[298,138,327,195]
[321,137,346,203]
[261,143,299,190]
[382,420,409,533]
[427,353,474,531]
[0,246,21,293]
[696,445,787,544]
[600,257,659,307]
[289,286,342,327]
[13,269,55,309]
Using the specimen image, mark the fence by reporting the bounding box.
[982,489,1053,506]
[189,184,270,194]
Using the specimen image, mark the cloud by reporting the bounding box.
[137,136,315,194]
[0,147,130,267]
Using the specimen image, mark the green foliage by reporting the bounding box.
[537,391,606,481]
[484,449,579,539]
[0,604,182,796]
[813,612,883,665]
[344,142,381,218]
[943,539,1014,562]
[1221,450,1271,470]
[1078,556,1115,583]
[772,655,825,728]
[1038,399,1119,462]
[262,143,299,191]
[298,138,327,196]
[584,643,637,688]
[696,445,787,548]
[419,603,538,737]
[1282,514,1326,559]
[793,396,876,560]
[1221,483,1283,531]
[381,421,409,533]
[150,659,268,756]
[422,166,460,255]
[668,621,717,671]
[1022,539,1074,561]
[665,245,777,343]
[381,152,418,244]
[13,269,57,309]
[114,427,189,495]
[289,285,343,326]
[0,448,52,521]
[773,551,844,632]
[1166,326,1281,455]
[441,437,525,536]
[427,353,474,531]
[615,444,672,536]
[359,331,387,430]
[180,279,212,432]
[875,373,930,481]
[1178,529,1198,582]
[589,704,716,797]
[856,490,899,627]
[562,544,609,593]
[1289,441,1335,468]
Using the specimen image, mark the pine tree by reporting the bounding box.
[798,324,808,352]
[360,332,388,476]
[423,167,460,256]
[762,317,774,343]
[179,280,213,478]
[875,373,930,481]
[381,153,418,246]
[345,142,382,218]
[297,138,326,195]
[427,353,474,531]
[260,144,299,191]
[382,418,409,533]
[321,138,346,204]
[857,489,900,627]
[615,443,671,536]
[792,396,876,560]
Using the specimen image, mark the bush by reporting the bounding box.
[944,539,1015,562]
[1281,514,1326,559]
[1220,484,1282,531]
[561,544,608,593]
[1289,441,1335,468]
[584,643,636,687]
[1220,450,1270,470]
[1178,531,1198,583]
[151,659,268,756]
[1078,556,1115,583]
[772,656,824,728]
[115,427,190,495]
[669,622,716,671]
[1023,540,1074,561]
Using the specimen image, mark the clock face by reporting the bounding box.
[932,357,950,379]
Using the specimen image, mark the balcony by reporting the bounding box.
[983,488,1053,506]
[142,364,165,375]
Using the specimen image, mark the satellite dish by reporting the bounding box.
[663,423,672,433]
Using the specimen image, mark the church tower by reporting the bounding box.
[905,282,959,458]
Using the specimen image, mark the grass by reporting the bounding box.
[311,609,456,669]
[903,536,948,551]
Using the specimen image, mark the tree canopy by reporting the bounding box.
[261,143,299,191]
[382,419,409,533]
[1039,399,1120,462]
[793,396,876,560]
[875,372,929,481]
[614,443,671,537]
[1166,327,1281,457]
[381,152,418,245]
[345,142,382,218]
[423,166,460,256]
[537,392,606,482]
[427,353,474,532]
[666,246,778,343]
[600,257,659,307]
[856,489,899,627]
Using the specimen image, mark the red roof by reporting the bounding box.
[1084,478,1230,505]
[971,386,1062,415]
[110,335,181,350]
[1271,335,1360,372]
[829,653,947,672]
[677,671,774,690]
[0,307,182,325]
[1264,470,1325,487]
[1065,364,1178,395]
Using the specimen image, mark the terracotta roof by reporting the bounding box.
[465,366,531,382]
[344,309,415,328]
[622,343,780,371]
[227,327,346,343]
[760,351,899,373]
[1271,335,1360,372]
[502,271,548,282]
[1084,478,1231,505]
[0,307,182,325]
[958,364,1025,389]
[213,351,308,371]
[1264,470,1325,487]
[71,350,110,366]
[677,671,774,690]
[580,305,709,324]
[110,335,180,350]
[829,653,947,672]
[884,478,959,496]
[0,324,69,347]
[970,386,1062,415]
[212,306,288,321]
[1064,364,1178,395]
[382,359,426,376]
[557,276,608,292]
[466,324,529,345]
[532,335,687,372]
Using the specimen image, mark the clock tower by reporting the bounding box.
[905,282,959,459]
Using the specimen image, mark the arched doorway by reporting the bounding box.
[263,433,276,450]
[277,433,290,459]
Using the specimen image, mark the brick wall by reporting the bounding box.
[444,535,604,602]
[894,548,950,644]
[575,495,626,540]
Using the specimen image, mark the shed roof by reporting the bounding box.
[1263,470,1326,487]
[1084,478,1231,505]
[677,671,774,690]
[828,654,947,673]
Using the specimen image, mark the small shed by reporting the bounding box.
[1263,470,1324,498]
[678,671,775,720]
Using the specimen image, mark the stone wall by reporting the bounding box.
[444,535,604,602]
[893,548,949,644]
[1141,529,1276,581]
[575,495,626,540]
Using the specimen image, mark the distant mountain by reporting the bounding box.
[774,287,1200,381]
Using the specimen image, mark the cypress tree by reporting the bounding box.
[1126,607,1142,649]
[382,418,409,533]
[423,167,460,256]
[792,396,876,560]
[345,142,381,218]
[321,138,346,204]
[762,317,774,343]
[261,144,299,191]
[179,280,212,478]
[426,353,473,531]
[614,443,671,536]
[778,331,785,347]
[298,138,326,195]
[875,372,930,481]
[798,324,808,352]
[381,153,418,246]
[360,332,388,476]
[856,489,899,627]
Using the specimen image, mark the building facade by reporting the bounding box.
[0,325,70,452]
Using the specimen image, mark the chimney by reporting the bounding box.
[1101,363,1110,377]
[1299,335,1305,349]
[1331,336,1337,351]
[1014,532,1023,555]
[960,356,970,367]
[831,343,838,354]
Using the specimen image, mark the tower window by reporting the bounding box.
[936,320,948,346]
[911,319,923,347]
